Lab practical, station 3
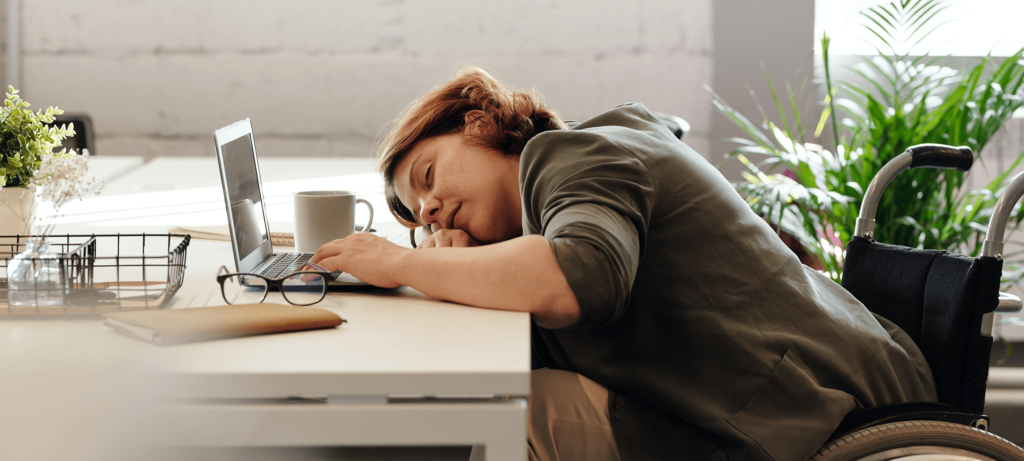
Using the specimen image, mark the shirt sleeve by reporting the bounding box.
[520,130,656,329]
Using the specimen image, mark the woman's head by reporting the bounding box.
[376,66,566,243]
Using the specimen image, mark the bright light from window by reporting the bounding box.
[815,0,1024,56]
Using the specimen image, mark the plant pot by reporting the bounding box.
[0,186,37,236]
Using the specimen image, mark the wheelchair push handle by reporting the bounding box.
[982,171,1024,258]
[907,144,974,171]
[854,144,974,240]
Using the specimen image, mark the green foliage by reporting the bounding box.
[710,0,1024,283]
[0,86,76,188]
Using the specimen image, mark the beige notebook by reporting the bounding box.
[103,303,343,345]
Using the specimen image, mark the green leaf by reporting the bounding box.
[814,101,832,138]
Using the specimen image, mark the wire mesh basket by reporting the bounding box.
[0,233,190,316]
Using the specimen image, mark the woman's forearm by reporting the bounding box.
[395,235,580,328]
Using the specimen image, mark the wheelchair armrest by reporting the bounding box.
[997,292,1022,314]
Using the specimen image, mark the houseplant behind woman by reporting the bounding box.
[310,67,937,460]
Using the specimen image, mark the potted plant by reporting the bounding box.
[709,0,1024,284]
[0,86,76,236]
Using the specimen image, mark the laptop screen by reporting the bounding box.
[220,133,270,260]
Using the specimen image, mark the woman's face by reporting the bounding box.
[393,125,523,244]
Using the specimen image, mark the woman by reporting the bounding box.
[310,67,937,461]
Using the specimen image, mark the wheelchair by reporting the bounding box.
[808,144,1024,460]
[623,120,1022,459]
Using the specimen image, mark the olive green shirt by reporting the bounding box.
[520,103,937,461]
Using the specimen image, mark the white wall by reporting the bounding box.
[13,0,712,159]
[710,0,815,181]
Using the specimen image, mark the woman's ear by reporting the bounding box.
[463,110,486,136]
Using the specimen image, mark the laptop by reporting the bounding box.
[213,119,367,286]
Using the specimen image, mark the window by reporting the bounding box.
[815,0,1024,56]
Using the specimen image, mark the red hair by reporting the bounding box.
[375,66,567,226]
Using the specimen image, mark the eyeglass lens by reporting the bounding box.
[281,273,327,305]
[221,274,269,304]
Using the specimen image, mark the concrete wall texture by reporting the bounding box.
[15,0,713,160]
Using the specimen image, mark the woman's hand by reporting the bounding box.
[310,233,410,288]
[418,229,480,248]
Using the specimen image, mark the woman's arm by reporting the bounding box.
[310,232,581,329]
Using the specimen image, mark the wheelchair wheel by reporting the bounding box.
[812,421,1024,461]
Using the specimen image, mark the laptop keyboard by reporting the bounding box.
[259,253,313,279]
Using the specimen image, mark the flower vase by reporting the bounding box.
[7,240,65,309]
[0,186,37,236]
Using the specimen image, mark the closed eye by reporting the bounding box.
[424,164,432,188]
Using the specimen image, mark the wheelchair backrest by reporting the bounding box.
[841,236,1002,414]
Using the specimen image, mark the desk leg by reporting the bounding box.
[115,398,528,461]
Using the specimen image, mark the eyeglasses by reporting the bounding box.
[216,265,331,306]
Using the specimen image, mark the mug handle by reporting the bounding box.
[356,198,374,233]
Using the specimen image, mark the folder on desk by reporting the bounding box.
[103,303,344,345]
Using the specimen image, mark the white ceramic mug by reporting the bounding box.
[293,191,374,253]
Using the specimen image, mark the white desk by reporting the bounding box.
[97,157,379,196]
[84,156,146,186]
[62,157,389,234]
[0,157,531,461]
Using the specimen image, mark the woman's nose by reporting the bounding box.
[420,196,441,225]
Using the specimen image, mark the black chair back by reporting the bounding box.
[45,113,94,155]
[841,236,1002,413]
